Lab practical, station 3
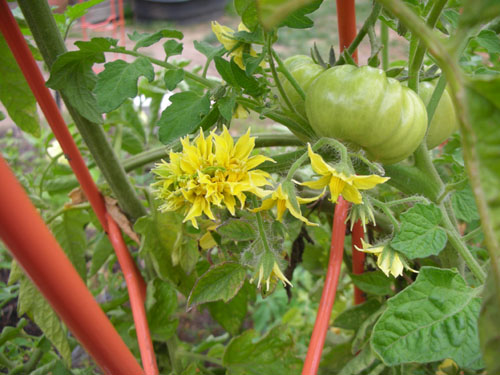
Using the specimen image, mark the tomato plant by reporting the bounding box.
[1,0,500,374]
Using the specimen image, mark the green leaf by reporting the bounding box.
[257,0,321,30]
[235,0,259,30]
[223,325,300,374]
[390,203,447,259]
[194,40,225,60]
[95,57,154,113]
[214,56,238,87]
[334,299,382,331]
[476,30,500,54]
[13,263,71,367]
[0,35,40,137]
[163,40,183,59]
[158,91,211,144]
[134,211,196,296]
[188,262,246,307]
[371,267,483,369]
[338,346,377,375]
[350,271,394,296]
[90,232,114,276]
[207,283,248,335]
[218,95,237,121]
[51,210,90,282]
[164,69,185,91]
[128,29,184,51]
[230,60,263,97]
[467,75,500,374]
[452,187,480,223]
[64,0,106,22]
[0,110,5,121]
[46,44,106,124]
[217,219,256,241]
[479,266,500,374]
[172,238,199,275]
[280,0,323,29]
[460,0,500,28]
[146,278,178,342]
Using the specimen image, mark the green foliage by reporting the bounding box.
[222,325,301,374]
[207,283,250,335]
[128,29,184,51]
[188,262,247,307]
[371,267,483,369]
[334,299,382,331]
[0,35,40,137]
[146,278,178,342]
[391,204,448,259]
[95,58,154,112]
[9,263,72,367]
[158,91,211,144]
[350,271,394,296]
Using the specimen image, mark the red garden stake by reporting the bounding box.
[351,220,366,304]
[0,156,144,375]
[0,3,158,374]
[302,197,350,375]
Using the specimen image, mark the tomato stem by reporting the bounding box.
[351,220,366,305]
[271,48,306,101]
[302,197,349,374]
[380,22,389,70]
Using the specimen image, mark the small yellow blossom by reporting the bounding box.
[436,359,459,375]
[211,21,263,70]
[233,104,249,119]
[251,183,320,226]
[255,262,292,291]
[356,239,416,278]
[152,127,274,229]
[302,144,389,204]
[199,224,218,250]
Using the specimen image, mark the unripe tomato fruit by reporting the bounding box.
[278,55,324,118]
[418,81,458,149]
[306,65,428,164]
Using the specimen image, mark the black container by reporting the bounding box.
[134,0,228,24]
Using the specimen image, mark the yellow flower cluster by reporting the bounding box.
[211,21,265,71]
[152,127,274,228]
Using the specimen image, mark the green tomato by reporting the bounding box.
[306,65,428,164]
[418,81,458,149]
[278,55,324,118]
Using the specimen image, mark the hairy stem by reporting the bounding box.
[18,0,146,220]
[380,22,389,70]
[272,48,306,100]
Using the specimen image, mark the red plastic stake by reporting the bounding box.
[0,156,144,375]
[0,4,157,374]
[302,197,350,375]
[351,220,366,305]
[336,0,358,63]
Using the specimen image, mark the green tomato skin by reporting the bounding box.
[418,81,458,149]
[279,55,324,118]
[306,65,428,164]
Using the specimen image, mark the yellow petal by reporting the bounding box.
[233,128,254,160]
[286,199,318,226]
[211,21,237,51]
[307,144,331,176]
[350,174,390,190]
[340,183,363,204]
[272,262,292,288]
[200,231,216,250]
[300,174,331,190]
[246,154,275,170]
[233,104,249,119]
[250,198,276,213]
[328,176,346,203]
[296,189,325,204]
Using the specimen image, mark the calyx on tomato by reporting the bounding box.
[278,55,324,118]
[418,80,458,149]
[306,65,428,164]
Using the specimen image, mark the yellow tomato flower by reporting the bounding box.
[251,183,320,226]
[255,261,292,291]
[355,239,415,278]
[152,127,274,229]
[302,144,390,204]
[233,104,249,119]
[211,21,263,70]
[436,359,459,375]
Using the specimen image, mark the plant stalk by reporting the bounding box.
[18,0,146,220]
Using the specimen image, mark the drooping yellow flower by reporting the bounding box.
[152,127,274,229]
[355,239,416,278]
[233,104,249,119]
[302,144,390,204]
[251,183,321,226]
[211,21,263,70]
[255,262,292,291]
